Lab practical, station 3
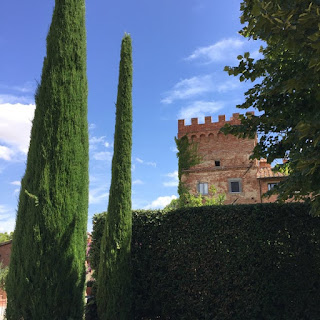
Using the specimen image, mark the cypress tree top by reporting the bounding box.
[97,33,133,320]
[6,0,89,319]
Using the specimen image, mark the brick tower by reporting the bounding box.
[177,113,285,204]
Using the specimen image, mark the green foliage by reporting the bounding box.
[85,296,98,320]
[175,135,201,176]
[164,185,226,210]
[97,34,133,320]
[86,280,94,287]
[0,232,13,243]
[0,262,8,291]
[274,161,292,176]
[91,204,320,319]
[5,0,88,319]
[222,0,320,215]
[163,198,180,211]
[175,135,201,205]
[182,185,225,207]
[173,139,225,208]
[90,212,106,279]
[24,189,39,206]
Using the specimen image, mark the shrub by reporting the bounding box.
[90,203,320,319]
[0,262,8,291]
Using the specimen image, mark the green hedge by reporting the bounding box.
[90,203,320,319]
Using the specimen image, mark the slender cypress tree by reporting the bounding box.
[6,0,88,319]
[97,34,133,320]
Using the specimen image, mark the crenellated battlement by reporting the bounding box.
[178,112,254,138]
[175,110,285,206]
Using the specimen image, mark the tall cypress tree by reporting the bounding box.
[97,34,133,320]
[6,0,88,319]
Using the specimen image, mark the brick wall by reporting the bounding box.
[259,179,287,203]
[0,241,11,267]
[178,113,284,204]
[0,241,11,302]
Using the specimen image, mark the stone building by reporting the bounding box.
[0,241,11,268]
[0,240,12,317]
[177,113,286,204]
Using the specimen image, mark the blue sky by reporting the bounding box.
[0,0,262,232]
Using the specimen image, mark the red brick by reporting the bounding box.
[178,114,286,204]
[0,241,11,267]
[0,241,11,301]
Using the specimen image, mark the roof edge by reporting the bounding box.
[0,240,12,246]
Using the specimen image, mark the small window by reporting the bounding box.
[198,182,208,195]
[268,183,279,191]
[229,179,242,193]
[230,181,240,193]
[215,160,220,167]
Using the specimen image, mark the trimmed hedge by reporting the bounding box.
[90,203,320,319]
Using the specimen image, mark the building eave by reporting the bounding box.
[0,240,12,247]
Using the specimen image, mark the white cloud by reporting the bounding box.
[163,181,178,188]
[89,175,98,183]
[161,75,213,104]
[0,81,35,94]
[171,146,178,153]
[178,100,223,120]
[0,94,34,105]
[185,38,245,63]
[166,171,178,178]
[163,170,179,187]
[0,145,15,161]
[89,123,96,130]
[0,205,16,233]
[161,72,245,106]
[0,205,8,214]
[146,161,156,168]
[10,181,21,195]
[144,195,177,210]
[93,151,112,161]
[0,103,35,158]
[90,136,106,145]
[133,179,144,185]
[0,217,16,233]
[135,157,156,167]
[216,78,241,93]
[10,181,21,186]
[89,187,109,205]
[89,136,112,152]
[12,83,34,93]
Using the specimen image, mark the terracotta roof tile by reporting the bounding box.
[257,167,286,179]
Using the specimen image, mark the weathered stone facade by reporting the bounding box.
[178,113,286,204]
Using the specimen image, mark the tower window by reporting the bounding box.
[215,160,220,167]
[228,179,242,193]
[198,182,208,195]
[268,183,279,191]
